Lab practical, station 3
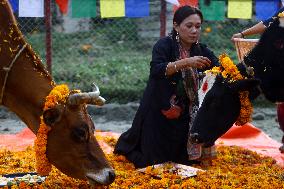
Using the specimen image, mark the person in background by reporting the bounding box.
[231,7,284,152]
[114,5,219,168]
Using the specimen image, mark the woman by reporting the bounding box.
[231,7,284,153]
[114,5,219,168]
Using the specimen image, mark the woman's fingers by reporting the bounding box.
[186,56,211,69]
[193,56,211,68]
[199,56,211,67]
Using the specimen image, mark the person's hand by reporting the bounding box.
[161,105,182,119]
[231,33,243,41]
[185,56,211,69]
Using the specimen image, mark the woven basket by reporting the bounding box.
[233,38,259,62]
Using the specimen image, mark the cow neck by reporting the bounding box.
[0,1,54,133]
[0,35,55,134]
[0,43,27,104]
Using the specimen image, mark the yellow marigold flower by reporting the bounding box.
[278,11,284,17]
[204,27,212,33]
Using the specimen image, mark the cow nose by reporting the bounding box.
[108,169,116,183]
[86,168,116,185]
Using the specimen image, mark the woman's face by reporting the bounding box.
[174,14,202,46]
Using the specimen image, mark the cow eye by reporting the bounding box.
[71,127,88,142]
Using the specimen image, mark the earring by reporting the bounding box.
[176,32,180,42]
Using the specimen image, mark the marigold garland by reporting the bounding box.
[207,54,253,126]
[1,136,284,188]
[34,84,70,176]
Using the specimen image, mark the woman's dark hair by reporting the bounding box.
[171,6,203,40]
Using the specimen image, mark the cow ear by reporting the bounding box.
[230,78,260,92]
[43,105,64,126]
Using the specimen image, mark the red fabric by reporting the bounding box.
[218,123,284,167]
[0,128,119,154]
[55,0,69,14]
[161,105,182,119]
[0,128,35,151]
[1,123,284,167]
[174,0,199,12]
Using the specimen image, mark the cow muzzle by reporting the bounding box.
[86,168,115,185]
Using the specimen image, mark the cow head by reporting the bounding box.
[244,15,284,102]
[189,73,259,146]
[189,15,284,147]
[42,85,115,185]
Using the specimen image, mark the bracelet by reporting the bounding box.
[173,62,178,73]
[165,63,170,76]
[240,32,245,38]
[165,62,178,76]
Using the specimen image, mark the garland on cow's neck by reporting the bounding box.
[278,11,284,17]
[34,84,70,175]
[206,54,253,126]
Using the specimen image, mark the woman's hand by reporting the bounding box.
[185,56,211,69]
[166,56,211,76]
[231,33,243,41]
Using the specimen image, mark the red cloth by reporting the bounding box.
[1,124,284,166]
[174,0,199,12]
[0,128,35,151]
[0,128,119,154]
[217,123,284,167]
[55,0,69,14]
[162,105,182,119]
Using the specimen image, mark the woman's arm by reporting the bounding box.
[231,7,284,40]
[165,57,211,76]
[150,38,210,78]
[231,22,266,40]
[149,38,173,78]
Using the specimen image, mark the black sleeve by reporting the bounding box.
[149,38,173,79]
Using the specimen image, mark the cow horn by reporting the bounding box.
[67,84,106,106]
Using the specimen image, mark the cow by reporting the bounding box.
[0,0,115,185]
[188,15,284,150]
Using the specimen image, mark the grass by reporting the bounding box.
[26,30,151,103]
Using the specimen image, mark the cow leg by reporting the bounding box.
[277,103,284,153]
